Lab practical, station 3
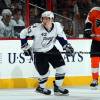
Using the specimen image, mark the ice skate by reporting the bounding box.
[90,80,98,89]
[36,85,51,95]
[53,81,69,95]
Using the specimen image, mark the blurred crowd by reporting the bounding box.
[0,0,25,38]
[0,0,99,38]
[31,0,99,38]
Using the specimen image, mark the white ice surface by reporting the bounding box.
[0,87,100,100]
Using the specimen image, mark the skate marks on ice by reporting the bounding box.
[0,87,100,100]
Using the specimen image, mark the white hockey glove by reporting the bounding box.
[21,43,32,56]
[63,43,74,56]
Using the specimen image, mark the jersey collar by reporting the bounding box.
[43,23,54,32]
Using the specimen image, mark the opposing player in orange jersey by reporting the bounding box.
[84,7,100,88]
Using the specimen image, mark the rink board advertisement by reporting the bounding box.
[0,39,94,87]
[0,39,92,78]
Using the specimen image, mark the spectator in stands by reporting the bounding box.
[72,0,84,38]
[12,8,25,37]
[3,0,11,8]
[0,9,15,38]
[0,0,11,15]
[30,7,41,25]
[11,0,22,10]
[64,0,84,38]
[60,11,73,37]
[11,0,24,19]
[78,0,95,23]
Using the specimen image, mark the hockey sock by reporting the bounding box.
[39,77,48,88]
[55,73,65,87]
[55,65,66,87]
[38,71,50,88]
[91,57,100,80]
[92,72,99,80]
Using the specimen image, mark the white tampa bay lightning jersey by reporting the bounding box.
[20,22,67,52]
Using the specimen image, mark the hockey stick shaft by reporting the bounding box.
[29,3,72,21]
[32,51,100,54]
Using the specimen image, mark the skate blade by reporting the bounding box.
[35,90,51,95]
[54,92,69,96]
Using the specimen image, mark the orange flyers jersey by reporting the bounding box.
[86,7,100,41]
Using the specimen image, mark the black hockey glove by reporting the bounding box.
[21,43,32,56]
[24,48,32,56]
[84,29,92,38]
[63,43,74,56]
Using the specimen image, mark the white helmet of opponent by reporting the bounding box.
[41,11,54,19]
[2,9,12,17]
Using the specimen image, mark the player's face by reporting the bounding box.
[42,17,52,26]
[14,11,21,20]
[4,15,11,23]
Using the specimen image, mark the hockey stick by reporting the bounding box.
[20,0,72,21]
[31,51,100,55]
[29,3,72,21]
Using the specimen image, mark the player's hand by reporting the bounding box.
[23,47,32,56]
[21,43,32,56]
[63,44,74,56]
[84,30,92,38]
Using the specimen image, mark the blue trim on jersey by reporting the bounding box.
[56,36,68,47]
[21,38,28,47]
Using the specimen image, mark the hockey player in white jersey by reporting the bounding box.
[0,9,14,38]
[20,11,74,95]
